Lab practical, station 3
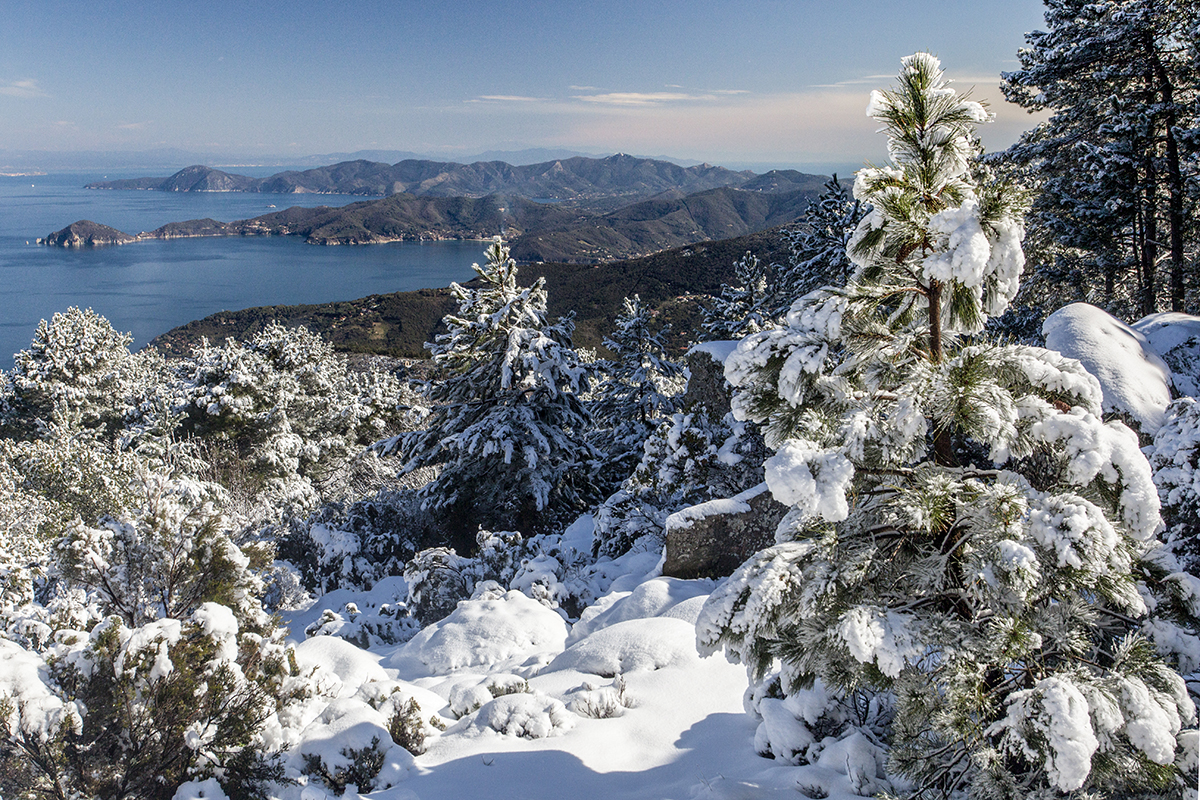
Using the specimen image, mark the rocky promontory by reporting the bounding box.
[37,220,138,247]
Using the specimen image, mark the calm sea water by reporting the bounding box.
[0,172,484,367]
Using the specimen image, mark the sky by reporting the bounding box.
[0,0,1051,172]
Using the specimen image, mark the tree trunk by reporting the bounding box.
[927,279,956,466]
[1150,45,1187,311]
[1141,157,1159,318]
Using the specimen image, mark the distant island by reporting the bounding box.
[84,154,770,208]
[45,155,832,263]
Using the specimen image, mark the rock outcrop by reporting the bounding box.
[663,483,785,579]
[661,341,783,579]
[38,220,137,247]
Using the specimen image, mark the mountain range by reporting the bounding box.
[46,155,831,263]
[149,226,797,359]
[85,154,758,209]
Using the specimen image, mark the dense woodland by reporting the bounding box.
[2,4,1200,798]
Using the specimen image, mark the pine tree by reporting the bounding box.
[591,295,687,487]
[999,0,1199,316]
[387,241,596,546]
[702,252,778,340]
[777,175,867,311]
[697,54,1198,799]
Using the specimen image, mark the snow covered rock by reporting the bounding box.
[663,483,785,578]
[390,589,569,675]
[1043,303,1173,433]
[684,340,739,413]
[1132,311,1200,397]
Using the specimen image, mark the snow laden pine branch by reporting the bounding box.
[697,53,1199,800]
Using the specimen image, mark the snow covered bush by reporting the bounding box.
[697,53,1199,799]
[1148,398,1200,572]
[472,692,575,739]
[403,529,569,624]
[59,473,267,628]
[174,323,409,522]
[0,461,312,799]
[1,306,153,440]
[280,487,438,595]
[383,240,597,546]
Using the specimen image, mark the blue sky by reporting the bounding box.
[1,0,1049,171]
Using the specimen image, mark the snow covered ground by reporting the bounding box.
[267,547,877,800]
[176,303,1200,800]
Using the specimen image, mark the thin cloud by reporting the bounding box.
[116,121,152,131]
[573,91,717,106]
[470,95,542,103]
[807,74,895,89]
[0,79,47,98]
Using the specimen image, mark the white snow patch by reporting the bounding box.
[292,635,389,699]
[1044,303,1172,433]
[391,590,569,675]
[568,576,713,644]
[546,617,702,677]
[172,778,228,800]
[764,440,854,522]
[1132,311,1200,397]
[688,340,741,367]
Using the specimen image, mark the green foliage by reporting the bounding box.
[389,241,597,542]
[387,697,428,756]
[301,737,388,796]
[697,54,1199,799]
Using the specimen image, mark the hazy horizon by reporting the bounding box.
[3,0,1049,171]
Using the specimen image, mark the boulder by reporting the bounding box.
[663,483,785,579]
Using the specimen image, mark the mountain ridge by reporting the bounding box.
[85,154,758,205]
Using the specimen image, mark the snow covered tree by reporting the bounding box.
[999,0,1199,316]
[777,175,868,310]
[590,295,687,487]
[385,241,596,547]
[175,323,406,521]
[1,307,155,441]
[698,54,1199,799]
[702,252,779,340]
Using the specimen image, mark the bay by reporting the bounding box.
[0,172,484,368]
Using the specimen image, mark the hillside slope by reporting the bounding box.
[149,228,796,358]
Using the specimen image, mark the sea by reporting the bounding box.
[0,170,485,368]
